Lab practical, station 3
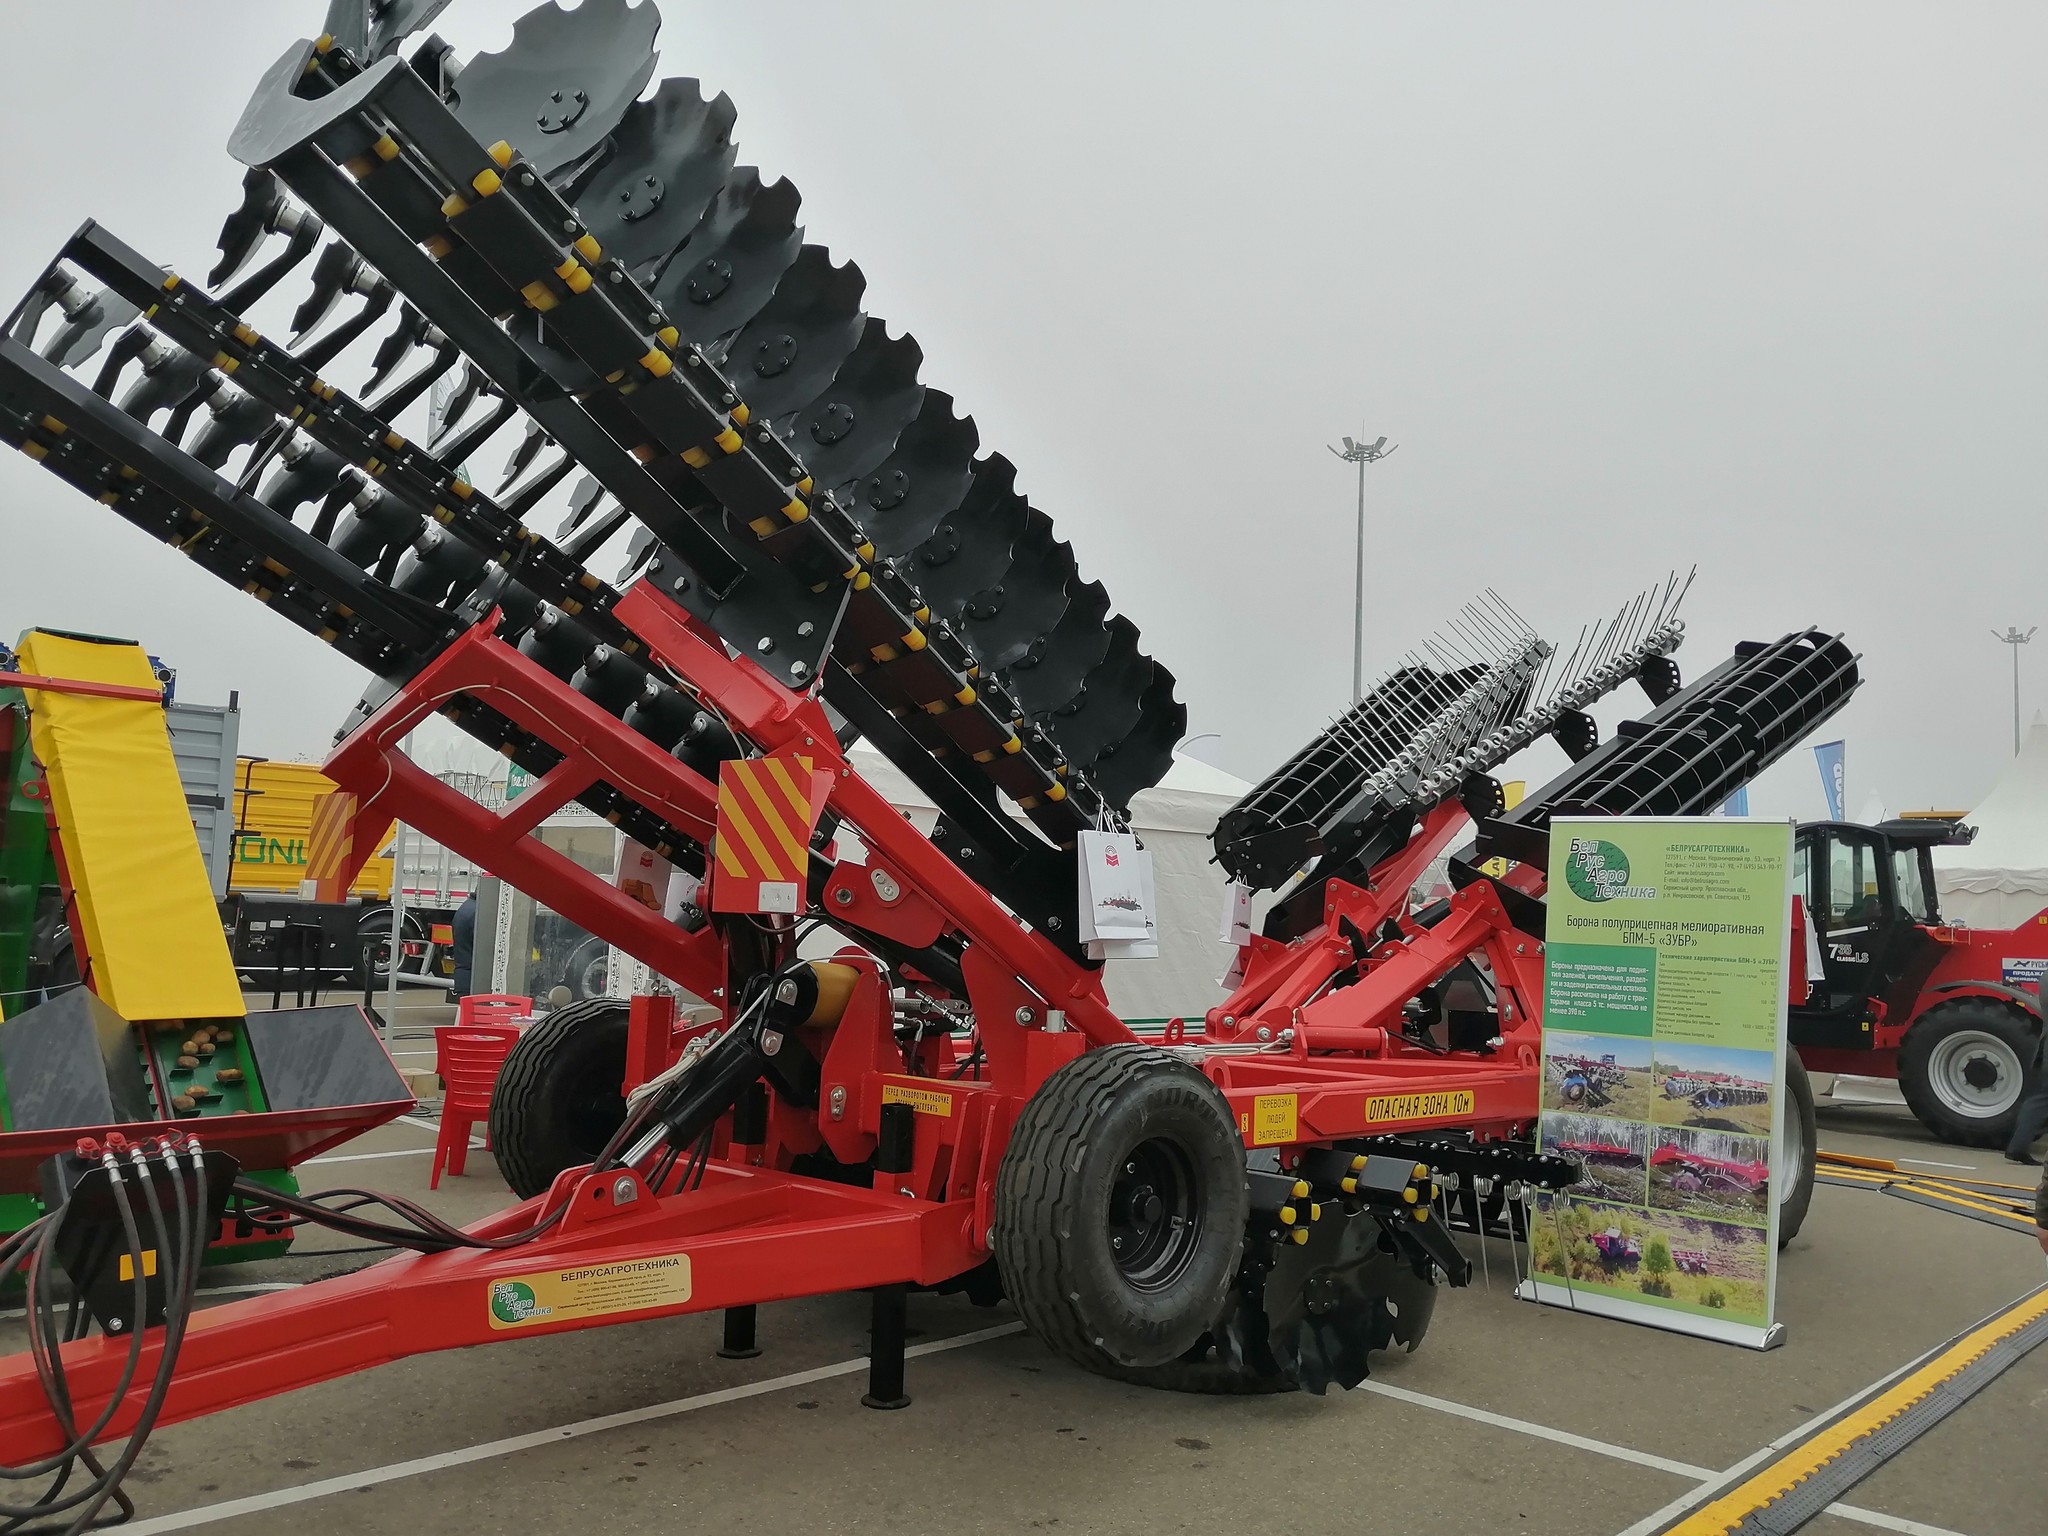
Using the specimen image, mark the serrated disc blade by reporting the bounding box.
[566,79,736,273]
[847,390,977,558]
[723,245,866,421]
[1090,666,1186,809]
[449,0,660,176]
[910,454,1025,621]
[959,508,1071,671]
[1038,616,1149,769]
[1003,578,1110,715]
[1262,1213,1439,1396]
[322,0,455,59]
[789,318,923,491]
[650,169,803,342]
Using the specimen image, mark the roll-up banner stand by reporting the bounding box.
[1518,817,1794,1350]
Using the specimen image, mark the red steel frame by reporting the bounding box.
[0,580,1561,1456]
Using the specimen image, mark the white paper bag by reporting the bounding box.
[1220,881,1252,946]
[1078,830,1152,942]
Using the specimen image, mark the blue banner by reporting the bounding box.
[1720,787,1749,816]
[1813,741,1845,822]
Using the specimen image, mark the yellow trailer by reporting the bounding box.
[227,758,394,900]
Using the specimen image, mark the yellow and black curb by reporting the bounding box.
[1649,1284,2048,1534]
[1814,1151,2037,1233]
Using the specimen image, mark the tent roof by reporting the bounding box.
[1932,714,2048,893]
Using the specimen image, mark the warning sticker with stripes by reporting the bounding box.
[710,753,831,914]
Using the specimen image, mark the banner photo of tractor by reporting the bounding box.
[1523,818,1796,1349]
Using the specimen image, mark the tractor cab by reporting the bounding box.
[1790,819,1960,1038]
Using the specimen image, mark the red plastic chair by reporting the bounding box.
[430,1027,521,1187]
[457,993,532,1029]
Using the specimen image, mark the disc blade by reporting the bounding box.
[959,508,1071,671]
[1088,665,1185,808]
[721,245,866,421]
[910,454,1025,621]
[567,79,737,274]
[649,168,804,343]
[1003,578,1110,716]
[788,318,923,492]
[850,390,978,559]
[449,0,660,176]
[1037,616,1148,769]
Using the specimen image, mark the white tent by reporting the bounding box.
[842,747,1252,1026]
[1932,716,2048,928]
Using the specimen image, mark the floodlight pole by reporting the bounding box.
[1994,626,2037,754]
[1328,434,1397,704]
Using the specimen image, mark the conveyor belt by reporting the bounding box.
[10,631,243,1023]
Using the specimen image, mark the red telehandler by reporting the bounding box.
[1786,818,2047,1147]
[0,1,1855,1522]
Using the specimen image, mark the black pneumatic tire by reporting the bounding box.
[488,998,631,1199]
[1898,1000,2038,1149]
[995,1046,1249,1374]
[1777,1052,1817,1248]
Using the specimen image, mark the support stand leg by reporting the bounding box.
[716,1304,762,1360]
[861,1284,910,1410]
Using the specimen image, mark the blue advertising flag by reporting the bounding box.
[1720,787,1750,816]
[1813,740,1845,822]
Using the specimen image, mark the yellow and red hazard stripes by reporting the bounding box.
[710,753,830,914]
[306,789,393,902]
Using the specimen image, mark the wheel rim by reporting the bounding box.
[1926,1030,2024,1119]
[1108,1138,1203,1292]
[578,953,609,999]
[1776,1088,1805,1210]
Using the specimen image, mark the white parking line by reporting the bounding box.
[1896,1157,1980,1172]
[117,1322,1026,1534]
[1360,1379,1711,1477]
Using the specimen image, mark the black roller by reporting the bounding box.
[1215,666,1476,889]
[447,0,659,176]
[567,79,737,275]
[1476,629,1860,869]
[651,169,804,342]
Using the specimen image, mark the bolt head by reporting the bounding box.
[1015,1006,1036,1025]
[1256,1025,1272,1041]
[756,636,774,653]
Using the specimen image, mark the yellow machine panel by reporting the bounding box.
[15,630,244,1022]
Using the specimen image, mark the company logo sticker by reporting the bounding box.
[1565,838,1656,903]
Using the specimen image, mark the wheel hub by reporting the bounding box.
[1107,1140,1202,1292]
[1927,1028,2024,1117]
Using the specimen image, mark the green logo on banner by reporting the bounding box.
[1566,837,1653,902]
[489,1281,538,1323]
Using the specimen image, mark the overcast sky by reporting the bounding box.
[1,2,2041,821]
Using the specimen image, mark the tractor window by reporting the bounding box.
[1794,840,1818,923]
[1826,836,1883,929]
[1892,847,1933,924]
